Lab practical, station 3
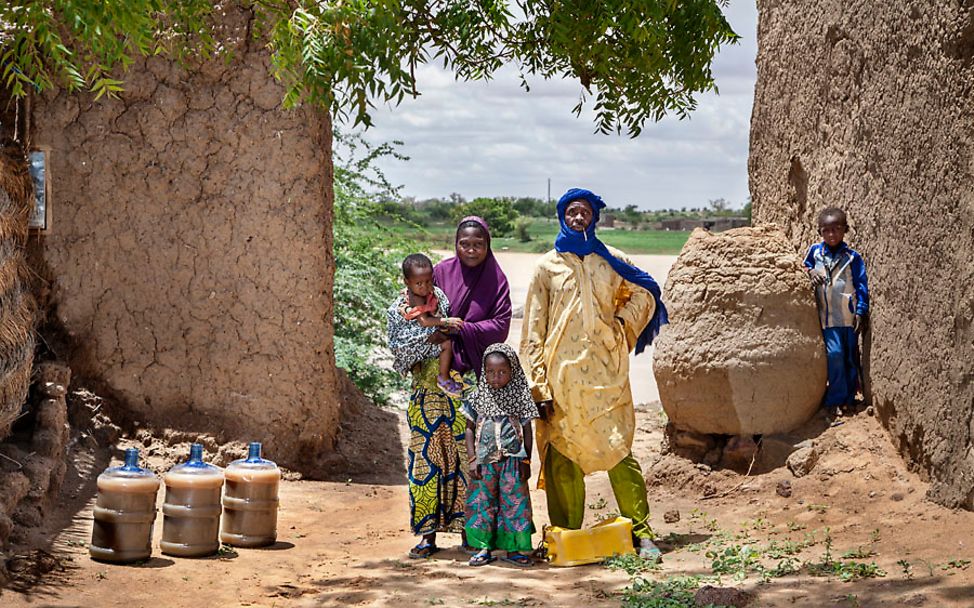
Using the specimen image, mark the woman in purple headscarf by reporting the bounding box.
[432,216,513,378]
[402,216,512,560]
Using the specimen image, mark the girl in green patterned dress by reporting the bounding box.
[463,343,538,567]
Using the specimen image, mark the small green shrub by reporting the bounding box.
[332,131,413,403]
[604,552,661,576]
[621,576,703,608]
[515,217,532,242]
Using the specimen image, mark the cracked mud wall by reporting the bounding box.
[0,144,35,440]
[750,1,974,506]
[26,8,342,473]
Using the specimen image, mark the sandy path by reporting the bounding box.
[7,410,974,608]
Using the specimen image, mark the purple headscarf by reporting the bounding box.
[433,216,512,377]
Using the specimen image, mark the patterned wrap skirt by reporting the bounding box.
[407,359,468,535]
[465,457,535,552]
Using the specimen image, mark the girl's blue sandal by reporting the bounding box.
[501,553,533,568]
[469,549,495,566]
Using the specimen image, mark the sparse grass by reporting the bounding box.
[740,517,772,532]
[841,546,876,559]
[604,552,662,576]
[473,598,520,607]
[942,559,971,571]
[621,575,705,608]
[390,221,690,255]
[806,532,886,582]
[808,560,886,582]
[758,558,801,583]
[707,544,761,581]
[763,539,810,559]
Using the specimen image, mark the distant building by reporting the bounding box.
[660,217,749,232]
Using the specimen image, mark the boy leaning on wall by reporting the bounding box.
[803,207,869,417]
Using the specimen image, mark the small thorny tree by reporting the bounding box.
[2,1,738,135]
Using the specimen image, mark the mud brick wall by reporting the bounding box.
[28,9,342,472]
[750,1,974,507]
[0,145,35,440]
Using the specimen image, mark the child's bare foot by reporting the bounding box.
[437,375,463,398]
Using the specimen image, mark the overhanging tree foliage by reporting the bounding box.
[1,1,215,100]
[2,0,737,135]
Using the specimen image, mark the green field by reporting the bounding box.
[390,219,690,255]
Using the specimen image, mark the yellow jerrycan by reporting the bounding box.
[543,516,635,567]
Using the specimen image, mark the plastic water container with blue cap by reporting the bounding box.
[161,443,224,557]
[221,442,280,547]
[90,448,161,563]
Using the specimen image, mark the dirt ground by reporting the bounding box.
[3,253,974,607]
[4,406,974,608]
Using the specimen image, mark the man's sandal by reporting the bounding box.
[469,549,495,566]
[408,542,440,559]
[500,552,532,568]
[638,539,663,564]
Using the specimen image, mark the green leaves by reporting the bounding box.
[4,1,737,134]
[332,130,412,403]
[256,0,738,134]
[450,196,518,237]
[1,0,215,99]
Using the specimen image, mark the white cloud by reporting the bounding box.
[349,1,758,211]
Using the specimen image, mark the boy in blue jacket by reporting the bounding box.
[803,207,869,414]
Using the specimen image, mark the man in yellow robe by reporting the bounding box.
[520,188,668,560]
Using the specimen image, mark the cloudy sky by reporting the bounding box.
[355,2,758,211]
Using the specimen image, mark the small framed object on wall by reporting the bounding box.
[28,149,50,232]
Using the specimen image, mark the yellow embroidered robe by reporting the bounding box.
[520,247,654,475]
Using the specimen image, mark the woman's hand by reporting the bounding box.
[518,459,531,481]
[441,317,464,331]
[468,462,481,481]
[536,400,553,421]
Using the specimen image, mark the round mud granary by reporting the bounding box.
[653,226,826,435]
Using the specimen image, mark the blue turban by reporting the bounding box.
[555,188,669,353]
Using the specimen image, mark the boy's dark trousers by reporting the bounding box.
[822,326,860,407]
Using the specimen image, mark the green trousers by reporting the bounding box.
[543,445,654,539]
